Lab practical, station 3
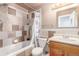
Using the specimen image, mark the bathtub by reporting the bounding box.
[0,37,47,56]
[0,41,34,56]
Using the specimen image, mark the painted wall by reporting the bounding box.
[41,4,79,28]
[40,4,79,37]
[41,4,57,29]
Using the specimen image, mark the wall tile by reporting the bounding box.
[0,40,3,47]
[8,7,16,16]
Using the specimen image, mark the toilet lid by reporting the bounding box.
[32,47,43,55]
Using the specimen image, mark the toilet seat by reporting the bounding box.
[32,47,43,56]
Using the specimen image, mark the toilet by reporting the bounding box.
[32,47,43,56]
[32,38,47,56]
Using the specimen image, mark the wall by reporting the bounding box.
[0,4,29,47]
[40,4,79,37]
[41,4,79,28]
[41,4,57,29]
[57,6,79,27]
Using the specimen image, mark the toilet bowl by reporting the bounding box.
[32,38,47,56]
[32,47,43,56]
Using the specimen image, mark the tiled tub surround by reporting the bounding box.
[0,32,8,39]
[0,32,12,47]
[0,31,23,47]
[0,4,31,56]
[0,40,3,47]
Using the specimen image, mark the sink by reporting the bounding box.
[69,37,79,40]
[53,36,63,39]
[53,35,79,42]
[68,37,79,42]
[50,35,79,46]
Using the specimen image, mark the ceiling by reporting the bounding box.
[24,3,45,10]
[17,3,46,11]
[17,3,73,12]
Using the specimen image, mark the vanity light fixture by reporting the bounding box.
[51,3,72,10]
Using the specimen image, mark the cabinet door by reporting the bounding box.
[48,41,79,56]
[50,48,64,56]
[63,44,79,56]
[48,41,65,56]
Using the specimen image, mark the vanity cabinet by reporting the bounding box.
[48,41,79,56]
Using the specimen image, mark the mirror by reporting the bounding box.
[58,11,78,27]
[57,7,79,28]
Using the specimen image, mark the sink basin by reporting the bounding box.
[50,35,79,46]
[53,36,63,39]
[68,37,79,42]
[69,37,79,40]
[53,36,79,42]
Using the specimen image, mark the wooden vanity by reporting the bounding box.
[48,40,79,56]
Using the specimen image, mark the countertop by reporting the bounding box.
[48,36,79,46]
